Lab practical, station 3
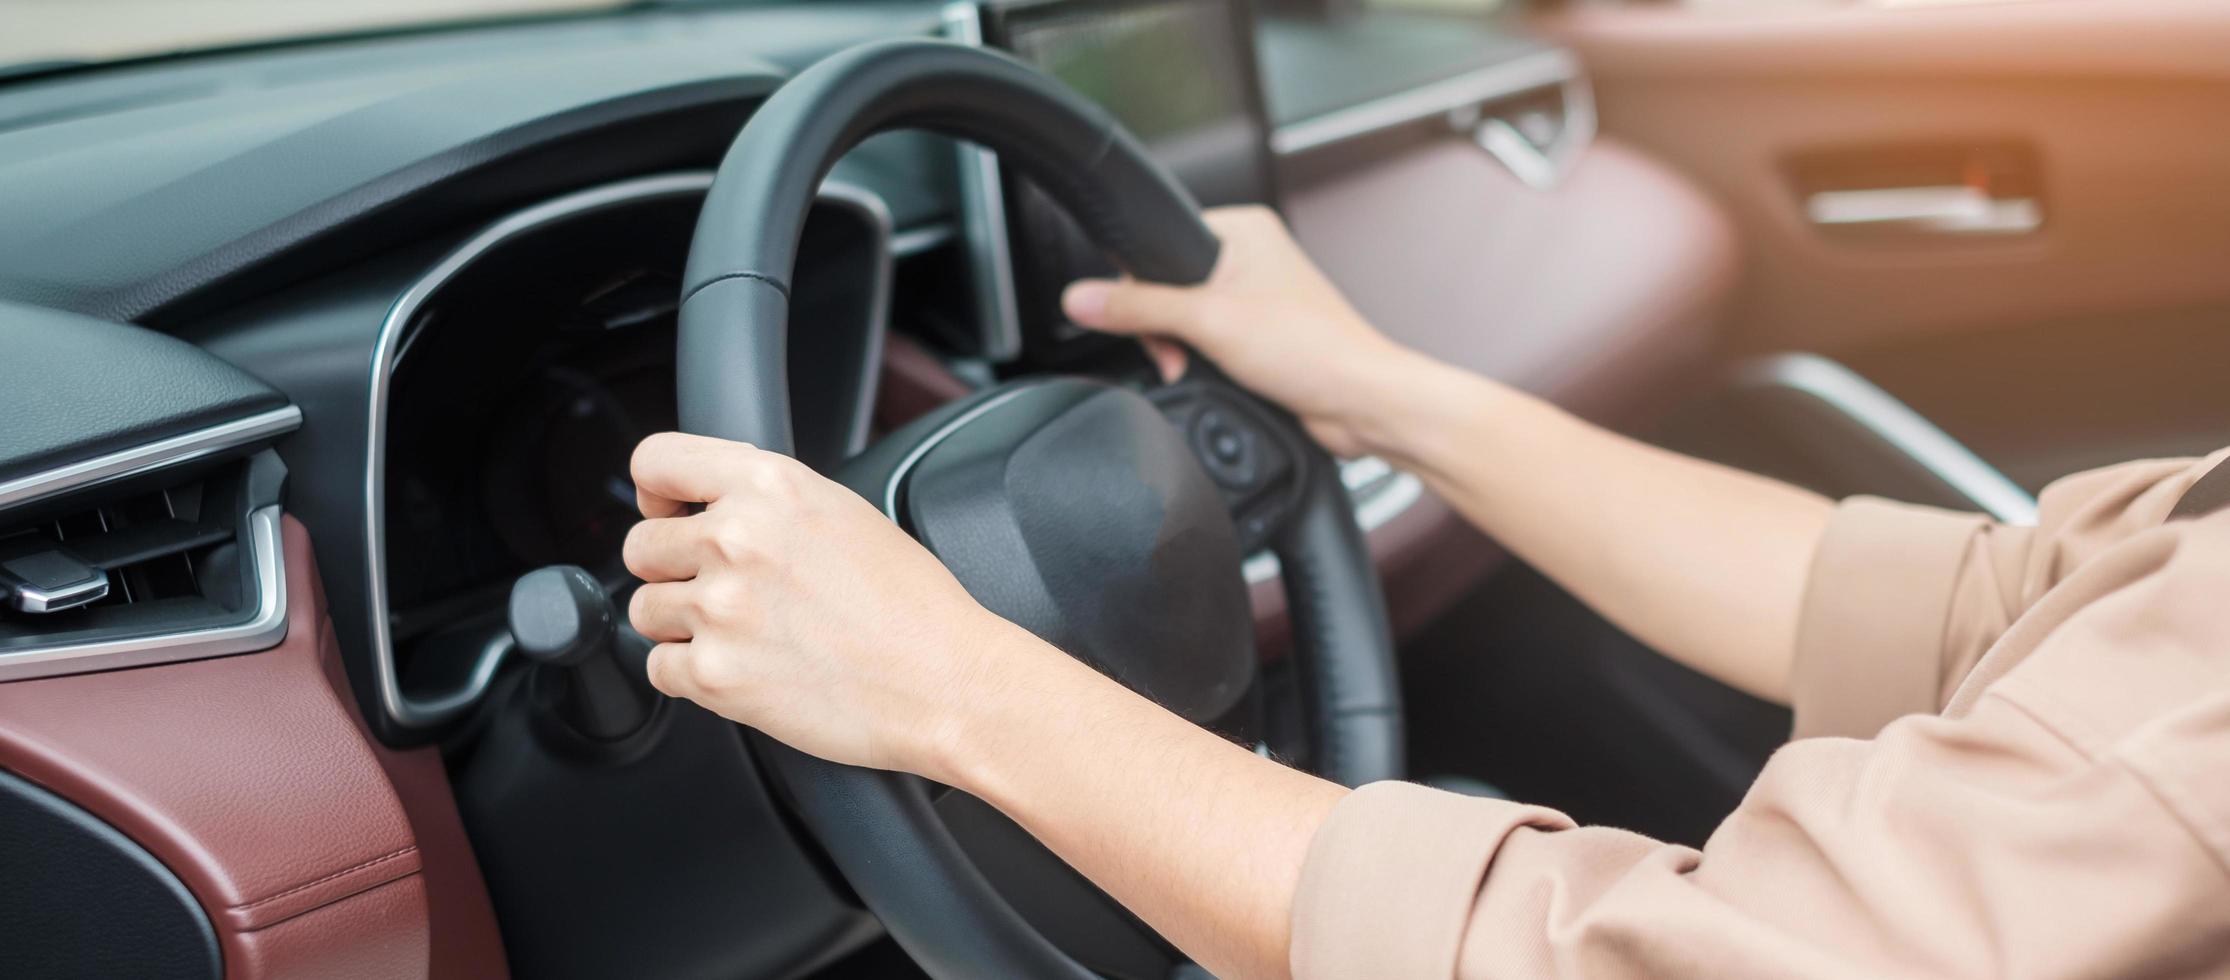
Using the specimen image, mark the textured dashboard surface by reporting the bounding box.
[0,3,940,323]
[0,299,287,485]
[0,4,1555,326]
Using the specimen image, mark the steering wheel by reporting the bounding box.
[677,38,1402,977]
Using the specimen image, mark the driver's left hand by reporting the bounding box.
[622,432,1053,782]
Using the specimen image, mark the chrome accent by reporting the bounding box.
[1473,118,1560,189]
[2,556,108,614]
[366,174,708,729]
[877,384,1046,521]
[890,222,959,257]
[0,505,289,681]
[1466,74,1595,190]
[943,0,1025,361]
[367,172,903,730]
[1243,457,1425,585]
[1270,50,1580,157]
[1806,185,2043,237]
[1736,353,2038,525]
[0,405,302,511]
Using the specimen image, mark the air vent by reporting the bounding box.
[0,482,231,616]
[0,450,289,681]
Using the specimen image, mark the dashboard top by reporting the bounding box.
[0,2,932,324]
[0,1,1554,329]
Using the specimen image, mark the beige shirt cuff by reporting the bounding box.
[1291,781,1573,980]
[1790,496,1989,740]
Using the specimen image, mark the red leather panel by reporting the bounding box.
[1263,139,1733,650]
[361,710,510,980]
[874,333,976,434]
[230,876,429,980]
[0,517,504,978]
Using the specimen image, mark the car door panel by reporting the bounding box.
[1544,0,2230,478]
[1258,13,1739,642]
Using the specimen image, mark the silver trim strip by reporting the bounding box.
[0,405,302,511]
[943,0,1026,361]
[1243,457,1424,585]
[365,172,905,729]
[1806,185,2043,237]
[1467,73,1596,190]
[1270,50,1580,157]
[366,173,714,729]
[1736,353,2039,525]
[879,384,1046,521]
[890,222,959,257]
[0,505,290,681]
[1473,118,1561,190]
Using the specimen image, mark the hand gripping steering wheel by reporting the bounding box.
[676,38,1403,978]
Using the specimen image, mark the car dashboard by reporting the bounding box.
[0,3,1704,976]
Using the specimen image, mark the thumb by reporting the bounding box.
[1062,278,1205,337]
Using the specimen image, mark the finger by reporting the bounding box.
[1202,202,1281,234]
[627,582,700,643]
[631,432,766,513]
[645,641,693,698]
[622,515,707,583]
[1139,337,1189,384]
[638,486,689,520]
[645,640,748,705]
[1062,278,1205,336]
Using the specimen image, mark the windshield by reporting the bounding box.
[5,0,642,71]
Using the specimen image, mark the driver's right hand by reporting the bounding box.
[1060,204,1426,459]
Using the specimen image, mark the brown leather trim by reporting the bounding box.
[227,874,430,980]
[1255,138,1732,653]
[358,691,511,980]
[874,332,977,433]
[0,517,503,978]
[222,845,421,931]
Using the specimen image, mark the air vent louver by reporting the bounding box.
[0,448,290,683]
[0,417,293,680]
[0,481,233,616]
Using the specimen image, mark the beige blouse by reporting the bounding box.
[1292,453,2230,979]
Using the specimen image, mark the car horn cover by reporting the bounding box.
[893,380,1254,723]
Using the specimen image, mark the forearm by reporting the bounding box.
[1349,350,1832,702]
[934,626,1346,980]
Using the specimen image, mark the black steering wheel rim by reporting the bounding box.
[676,37,1403,978]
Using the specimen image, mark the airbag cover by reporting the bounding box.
[901,381,1253,722]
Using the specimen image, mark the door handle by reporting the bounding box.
[1805,185,2042,236]
[1789,141,2043,239]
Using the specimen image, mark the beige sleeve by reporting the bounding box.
[1289,453,2230,980]
[1293,697,2230,979]
[1788,452,2225,739]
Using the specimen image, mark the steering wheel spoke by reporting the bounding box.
[1147,365,1314,555]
